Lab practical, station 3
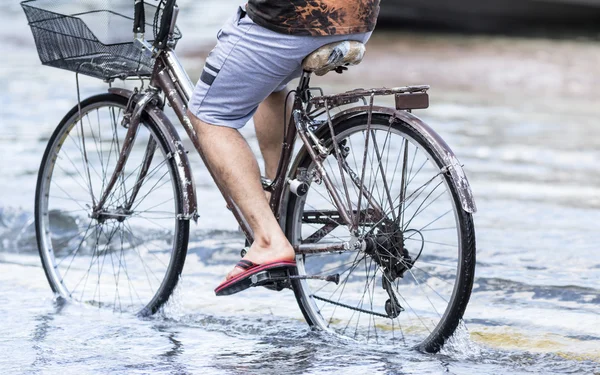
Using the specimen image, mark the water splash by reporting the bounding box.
[0,206,36,254]
[438,321,482,360]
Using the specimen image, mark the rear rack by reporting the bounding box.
[310,85,430,111]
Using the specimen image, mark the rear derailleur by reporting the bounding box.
[383,274,404,319]
[363,226,415,318]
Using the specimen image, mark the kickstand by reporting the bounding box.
[250,269,340,291]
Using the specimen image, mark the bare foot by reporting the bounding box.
[226,234,295,280]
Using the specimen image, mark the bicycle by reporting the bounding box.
[23,0,477,353]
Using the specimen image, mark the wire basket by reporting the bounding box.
[21,0,182,80]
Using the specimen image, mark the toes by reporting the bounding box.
[226,266,242,280]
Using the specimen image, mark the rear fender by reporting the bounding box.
[324,106,477,213]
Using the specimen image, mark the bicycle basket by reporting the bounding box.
[21,0,182,80]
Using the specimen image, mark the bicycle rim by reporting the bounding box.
[286,114,475,351]
[35,94,188,314]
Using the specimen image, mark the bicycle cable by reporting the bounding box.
[153,0,167,41]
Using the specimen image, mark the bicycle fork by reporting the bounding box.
[90,89,159,220]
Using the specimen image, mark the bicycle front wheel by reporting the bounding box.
[285,113,476,352]
[35,93,189,315]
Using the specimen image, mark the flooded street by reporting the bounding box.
[1,1,600,374]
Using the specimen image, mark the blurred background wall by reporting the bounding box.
[379,0,600,32]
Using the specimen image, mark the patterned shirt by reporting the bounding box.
[246,0,380,36]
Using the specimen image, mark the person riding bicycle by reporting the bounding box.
[186,1,380,295]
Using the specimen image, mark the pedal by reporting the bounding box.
[250,268,292,291]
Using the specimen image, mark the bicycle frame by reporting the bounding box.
[90,40,355,254]
[28,1,479,345]
[93,2,476,257]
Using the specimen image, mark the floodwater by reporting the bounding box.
[1,1,600,374]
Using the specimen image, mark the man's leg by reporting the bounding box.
[186,7,372,284]
[188,112,295,280]
[254,90,289,180]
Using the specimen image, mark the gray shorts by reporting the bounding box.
[188,6,372,129]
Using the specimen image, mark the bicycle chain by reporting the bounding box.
[312,294,390,319]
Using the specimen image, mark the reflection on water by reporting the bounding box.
[1,0,600,374]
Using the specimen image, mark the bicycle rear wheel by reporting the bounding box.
[35,93,189,315]
[285,113,476,352]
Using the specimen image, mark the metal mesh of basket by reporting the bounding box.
[21,0,182,80]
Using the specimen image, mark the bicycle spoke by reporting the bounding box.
[122,220,170,270]
[57,221,95,276]
[39,100,185,314]
[291,117,472,349]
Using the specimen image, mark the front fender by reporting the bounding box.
[108,88,199,221]
[328,106,477,214]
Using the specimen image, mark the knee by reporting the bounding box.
[187,110,214,136]
[187,110,237,138]
[267,89,288,103]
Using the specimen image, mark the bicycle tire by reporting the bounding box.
[35,93,189,316]
[284,113,476,352]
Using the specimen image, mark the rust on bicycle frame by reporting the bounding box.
[103,89,199,220]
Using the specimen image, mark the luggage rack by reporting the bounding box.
[309,85,430,111]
